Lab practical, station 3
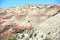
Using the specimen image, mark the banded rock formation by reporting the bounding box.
[0,5,60,40]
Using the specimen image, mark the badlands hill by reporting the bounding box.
[0,5,60,40]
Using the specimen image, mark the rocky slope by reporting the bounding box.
[0,5,60,40]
